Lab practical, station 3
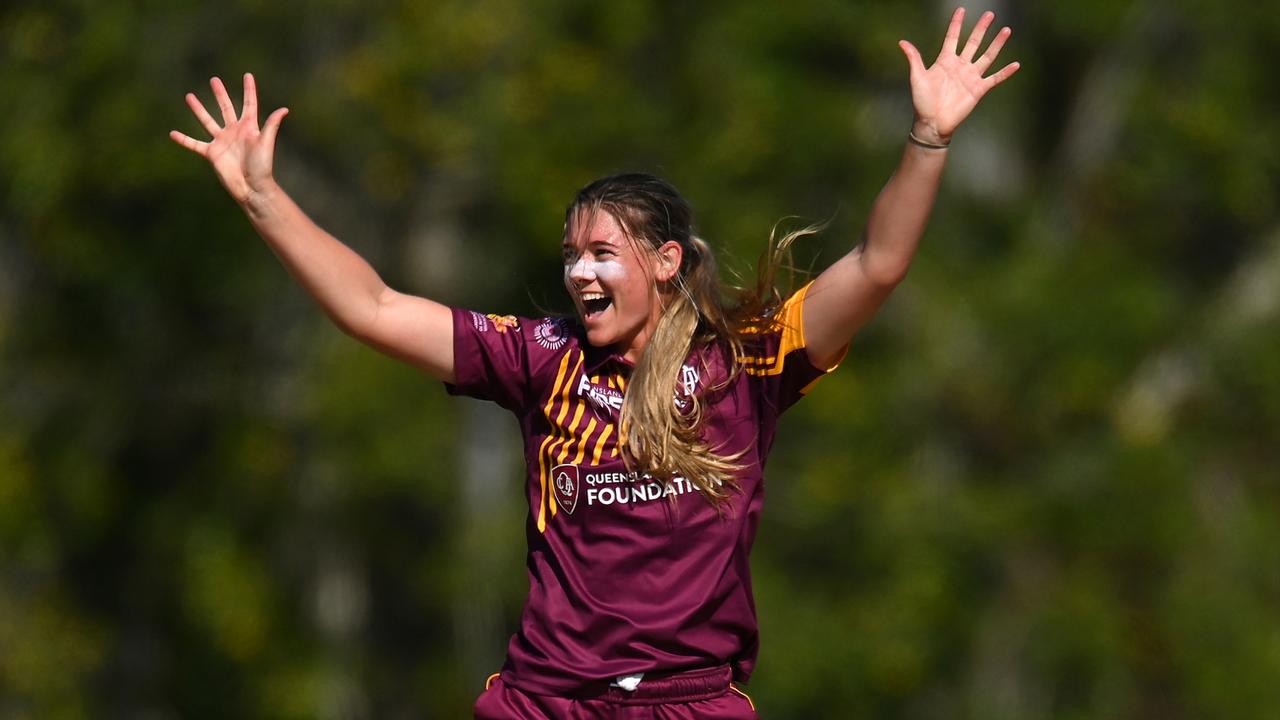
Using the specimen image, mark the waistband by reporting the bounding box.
[574,665,733,706]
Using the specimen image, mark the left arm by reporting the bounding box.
[804,7,1020,368]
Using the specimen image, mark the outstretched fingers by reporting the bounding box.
[960,11,995,61]
[210,76,238,126]
[898,40,926,79]
[168,130,209,156]
[938,7,965,59]
[976,26,1012,73]
[242,72,259,127]
[984,61,1021,90]
[184,92,221,136]
[260,107,289,151]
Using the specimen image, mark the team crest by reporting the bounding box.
[551,463,580,515]
[534,317,570,351]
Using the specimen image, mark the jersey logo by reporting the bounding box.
[551,463,580,514]
[577,374,624,418]
[679,362,700,396]
[676,362,700,412]
[486,314,519,333]
[551,464,699,513]
[534,317,570,350]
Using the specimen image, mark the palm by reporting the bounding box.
[206,113,265,189]
[899,8,1019,141]
[170,74,288,202]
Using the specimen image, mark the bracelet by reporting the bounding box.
[908,130,951,150]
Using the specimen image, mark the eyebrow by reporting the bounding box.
[562,236,624,250]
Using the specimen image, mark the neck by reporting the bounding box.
[618,327,653,365]
[623,286,680,363]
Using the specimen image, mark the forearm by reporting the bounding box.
[240,180,387,335]
[858,126,949,286]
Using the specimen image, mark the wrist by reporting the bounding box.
[241,178,282,220]
[908,120,951,149]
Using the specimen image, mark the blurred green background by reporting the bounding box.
[3,0,1279,717]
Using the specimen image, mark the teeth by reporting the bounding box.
[581,292,609,301]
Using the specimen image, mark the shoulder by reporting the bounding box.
[448,310,587,411]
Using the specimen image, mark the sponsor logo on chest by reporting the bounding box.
[576,374,623,416]
[550,463,696,514]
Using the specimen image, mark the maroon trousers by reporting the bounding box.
[474,666,759,719]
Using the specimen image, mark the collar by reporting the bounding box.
[582,340,634,375]
[572,319,635,374]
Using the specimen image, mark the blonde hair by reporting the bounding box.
[566,174,822,508]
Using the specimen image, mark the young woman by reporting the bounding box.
[172,8,1018,718]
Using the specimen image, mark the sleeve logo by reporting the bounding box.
[486,314,520,333]
[534,317,570,351]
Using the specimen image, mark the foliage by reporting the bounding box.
[1,0,1277,717]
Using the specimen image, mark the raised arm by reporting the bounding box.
[802,8,1019,368]
[170,74,455,382]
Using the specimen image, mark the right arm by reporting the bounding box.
[170,74,454,382]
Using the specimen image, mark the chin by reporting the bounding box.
[584,323,640,354]
[584,327,616,349]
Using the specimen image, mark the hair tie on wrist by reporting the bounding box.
[908,130,950,150]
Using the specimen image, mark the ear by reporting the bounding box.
[653,240,683,282]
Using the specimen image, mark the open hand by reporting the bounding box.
[898,8,1020,144]
[170,73,288,203]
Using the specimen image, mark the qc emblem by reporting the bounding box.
[551,463,579,515]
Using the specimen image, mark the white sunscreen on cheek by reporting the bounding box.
[590,257,626,283]
[568,254,626,285]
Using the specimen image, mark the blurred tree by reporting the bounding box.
[1,0,1277,718]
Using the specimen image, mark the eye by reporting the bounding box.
[562,247,577,263]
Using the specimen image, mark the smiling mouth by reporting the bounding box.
[581,293,613,317]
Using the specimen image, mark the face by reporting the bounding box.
[563,209,680,362]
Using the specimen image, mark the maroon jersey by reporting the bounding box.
[446,284,840,695]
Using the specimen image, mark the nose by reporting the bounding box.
[567,254,594,284]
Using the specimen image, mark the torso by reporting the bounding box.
[446,288,831,695]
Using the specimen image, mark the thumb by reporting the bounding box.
[261,107,289,150]
[898,40,925,79]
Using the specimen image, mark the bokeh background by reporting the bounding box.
[3,0,1279,717]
